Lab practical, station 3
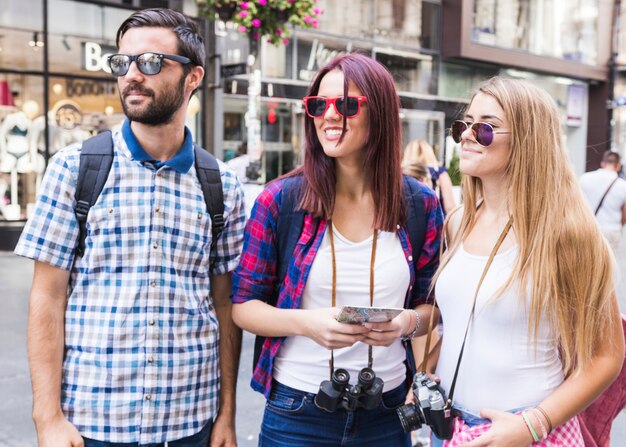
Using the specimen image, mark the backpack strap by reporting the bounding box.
[253,175,305,369]
[276,176,306,285]
[403,175,426,265]
[74,131,114,258]
[74,134,225,259]
[401,175,428,375]
[194,144,225,243]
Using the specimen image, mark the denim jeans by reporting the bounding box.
[259,380,411,447]
[82,420,212,447]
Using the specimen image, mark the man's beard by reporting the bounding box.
[120,73,187,125]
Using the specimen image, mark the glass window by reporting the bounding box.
[375,50,434,95]
[0,73,45,220]
[373,0,440,49]
[438,62,498,99]
[47,0,132,77]
[0,0,45,71]
[471,0,598,65]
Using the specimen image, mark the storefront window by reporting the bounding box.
[0,74,44,220]
[375,49,434,95]
[0,1,44,72]
[48,0,130,77]
[438,62,498,99]
[472,0,598,65]
[295,37,372,83]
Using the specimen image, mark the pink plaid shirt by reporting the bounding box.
[443,414,584,446]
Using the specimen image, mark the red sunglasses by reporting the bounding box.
[302,96,368,118]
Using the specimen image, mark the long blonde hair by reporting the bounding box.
[437,77,616,377]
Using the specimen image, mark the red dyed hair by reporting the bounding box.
[287,53,405,231]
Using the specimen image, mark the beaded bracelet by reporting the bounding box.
[400,310,421,341]
[535,405,553,433]
[531,408,548,440]
[521,410,540,442]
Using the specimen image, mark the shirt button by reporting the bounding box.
[145,394,152,401]
[149,319,155,326]
[155,206,160,213]
[147,355,154,363]
[197,213,203,219]
[153,242,158,249]
[108,208,114,214]
[408,255,413,261]
[150,281,157,288]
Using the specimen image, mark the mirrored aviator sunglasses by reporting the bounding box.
[107,52,191,77]
[302,96,367,118]
[450,120,511,147]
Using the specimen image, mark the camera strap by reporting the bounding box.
[447,217,512,408]
[328,221,379,376]
[420,216,513,410]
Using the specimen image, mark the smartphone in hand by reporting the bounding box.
[335,306,404,324]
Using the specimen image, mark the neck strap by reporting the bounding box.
[328,220,378,375]
[421,217,513,409]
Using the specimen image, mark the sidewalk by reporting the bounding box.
[1,235,625,445]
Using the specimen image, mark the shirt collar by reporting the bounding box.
[121,119,194,174]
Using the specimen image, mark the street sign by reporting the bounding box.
[221,63,247,78]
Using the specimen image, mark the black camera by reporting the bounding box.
[396,372,455,440]
[314,367,384,412]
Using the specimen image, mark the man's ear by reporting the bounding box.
[186,65,205,92]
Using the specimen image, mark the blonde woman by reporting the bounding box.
[403,139,457,214]
[430,77,624,446]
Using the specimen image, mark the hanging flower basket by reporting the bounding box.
[197,0,324,46]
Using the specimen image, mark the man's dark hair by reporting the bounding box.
[116,8,205,71]
[602,150,621,165]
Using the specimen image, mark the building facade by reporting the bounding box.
[0,0,616,246]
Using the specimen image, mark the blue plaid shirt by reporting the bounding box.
[15,120,245,444]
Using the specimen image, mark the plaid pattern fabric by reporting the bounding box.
[15,129,245,444]
[231,177,443,397]
[444,413,584,446]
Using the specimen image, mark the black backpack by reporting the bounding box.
[74,131,225,258]
[252,175,427,368]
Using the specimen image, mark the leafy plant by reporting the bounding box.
[448,145,462,186]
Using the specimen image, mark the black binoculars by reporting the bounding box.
[314,367,384,412]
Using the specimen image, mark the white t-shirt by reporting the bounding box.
[273,225,410,393]
[580,168,626,231]
[434,244,563,414]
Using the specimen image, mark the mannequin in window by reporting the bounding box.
[0,101,43,219]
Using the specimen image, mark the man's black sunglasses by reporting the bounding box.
[107,52,191,77]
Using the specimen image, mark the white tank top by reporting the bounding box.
[273,225,410,393]
[434,244,564,414]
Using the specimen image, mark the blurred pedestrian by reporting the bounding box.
[403,161,432,189]
[579,150,626,252]
[430,77,624,446]
[403,139,457,214]
[231,53,443,446]
[227,141,250,183]
[14,8,245,447]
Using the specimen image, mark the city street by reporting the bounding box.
[1,242,625,446]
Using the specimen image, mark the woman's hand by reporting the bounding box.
[302,307,371,349]
[460,408,534,447]
[361,309,414,347]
